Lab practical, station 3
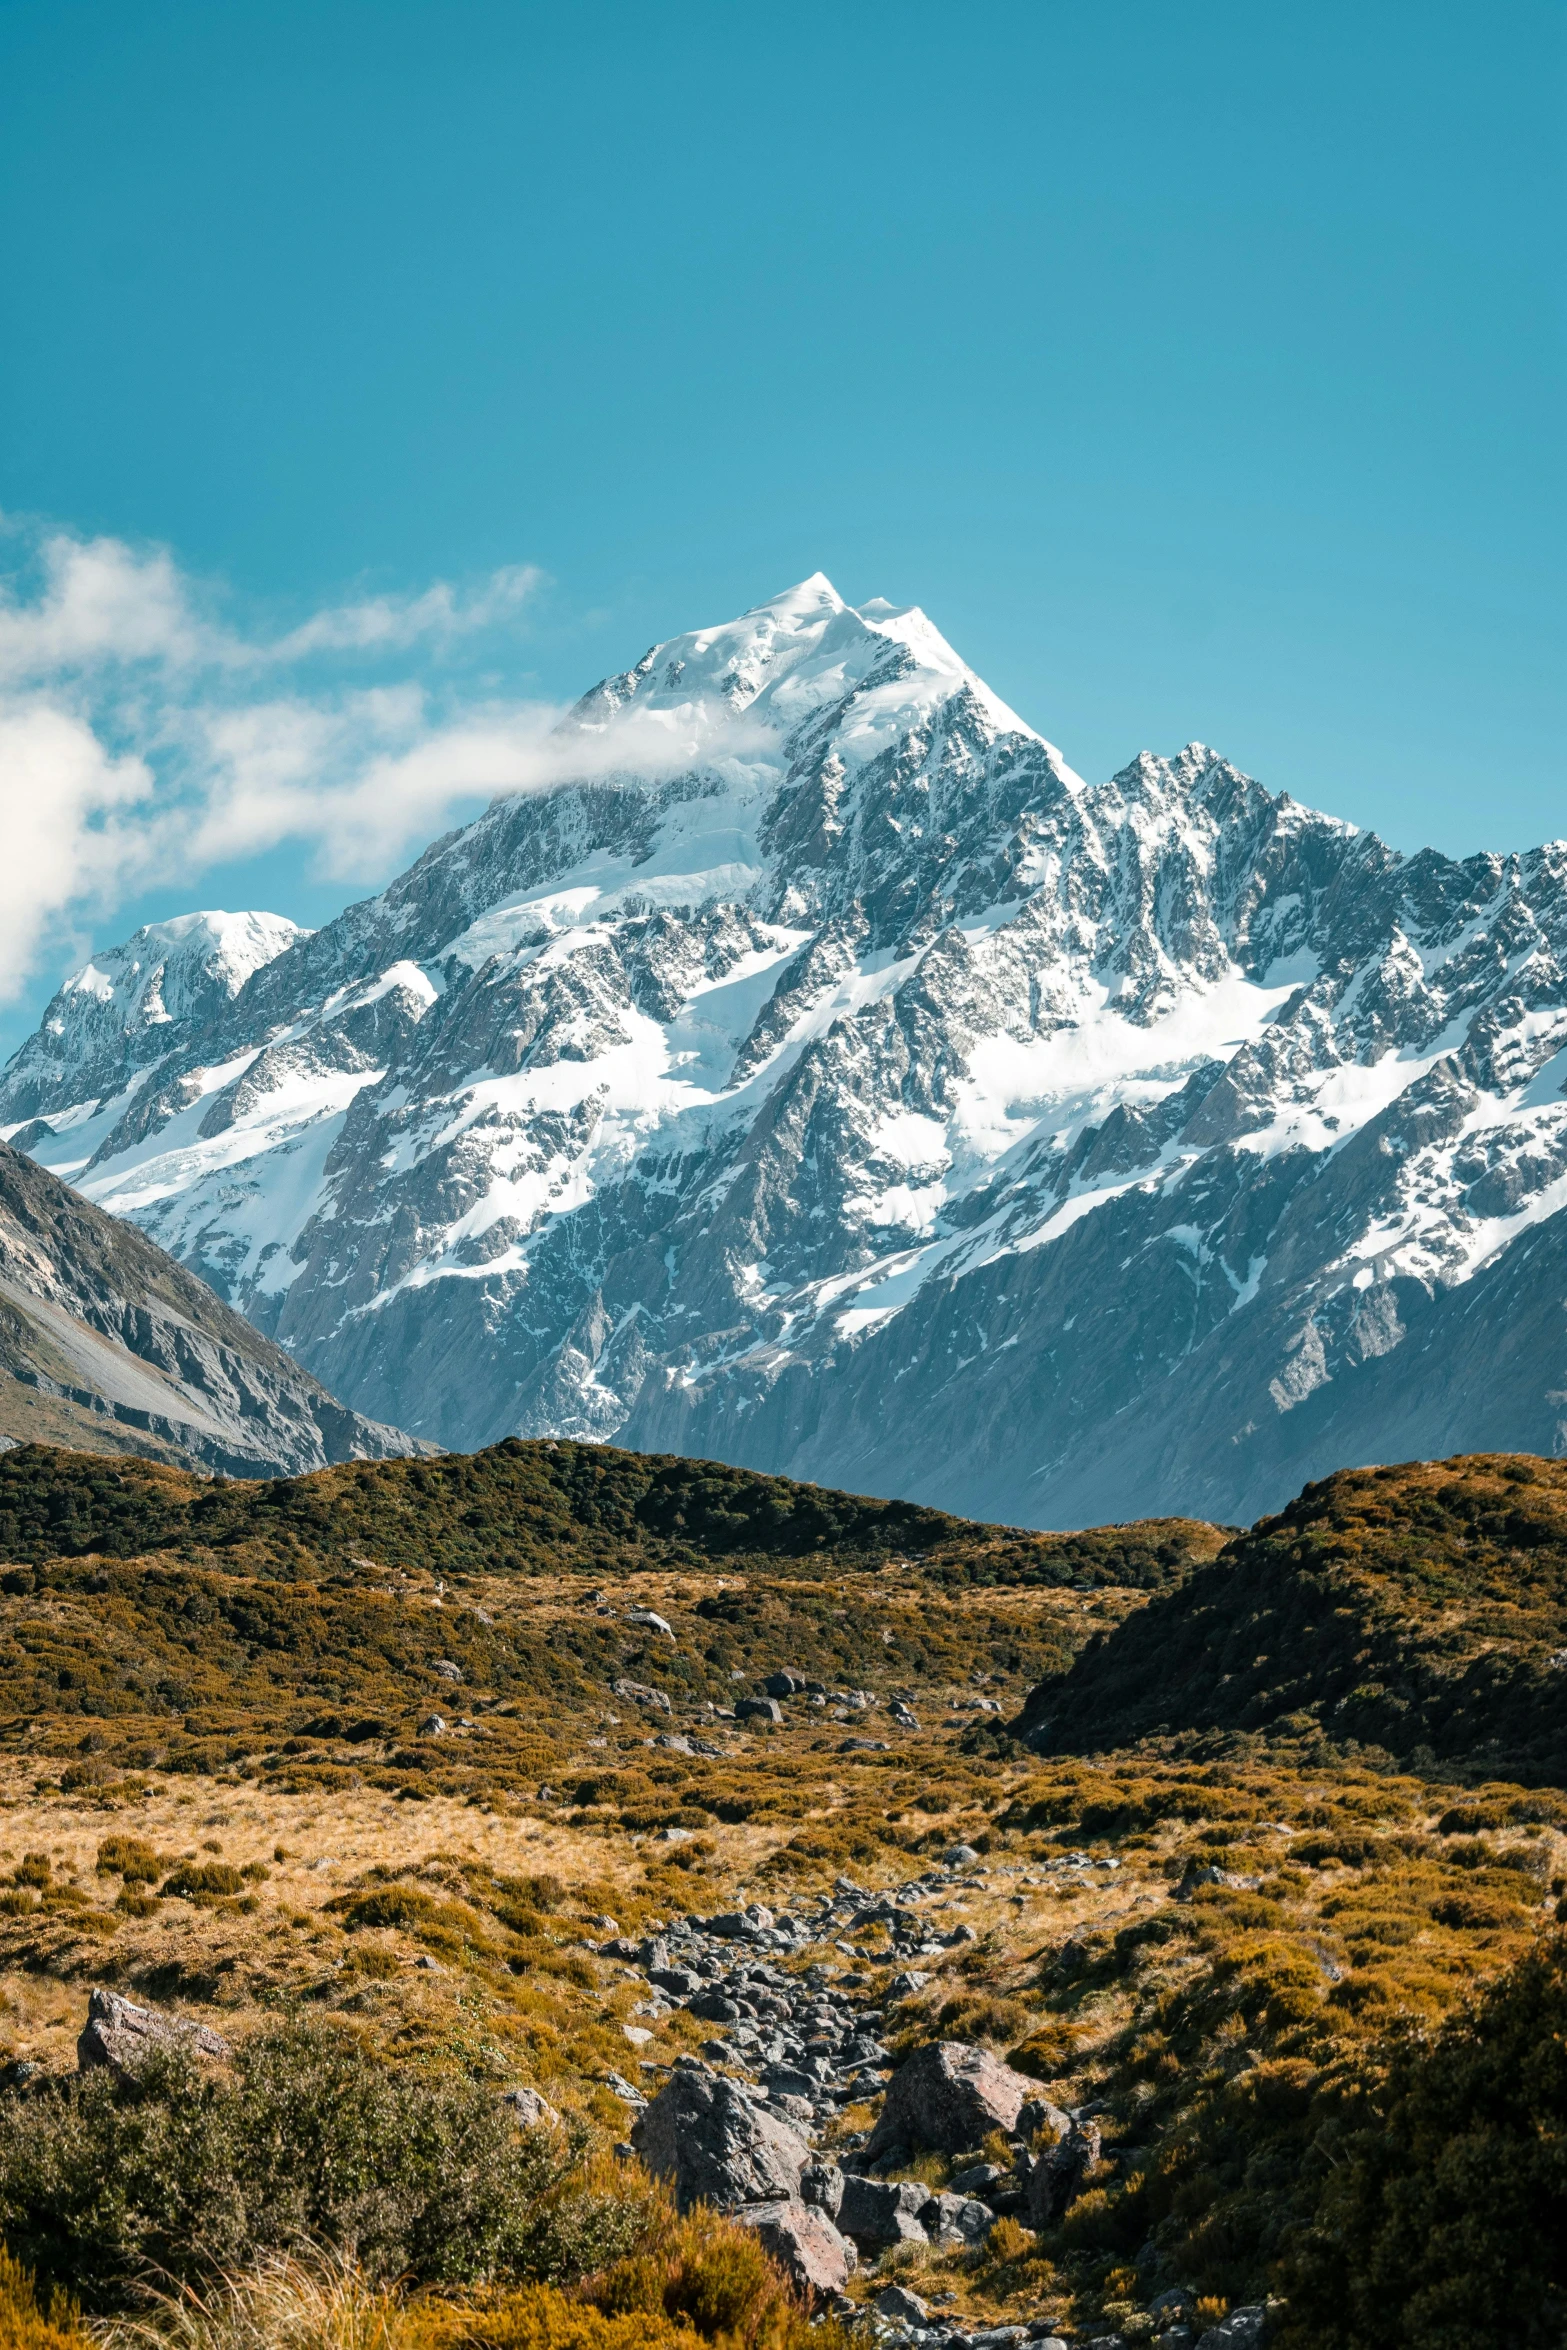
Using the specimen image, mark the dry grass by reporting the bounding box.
[0,1445,1558,2341]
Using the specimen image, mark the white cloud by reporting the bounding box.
[0,702,156,991]
[0,520,759,1009]
[0,525,546,682]
[0,523,562,1001]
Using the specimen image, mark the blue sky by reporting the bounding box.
[0,0,1561,1059]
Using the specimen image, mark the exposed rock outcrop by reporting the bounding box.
[77,1986,231,2075]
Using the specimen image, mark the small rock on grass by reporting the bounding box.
[78,1988,230,2076]
[501,2085,559,2127]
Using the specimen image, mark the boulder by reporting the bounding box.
[864,2039,1031,2163]
[733,2199,855,2301]
[876,2285,931,2322]
[1020,2117,1102,2227]
[613,1677,672,1713]
[1196,2309,1269,2349]
[501,2085,560,2128]
[630,2067,810,2211]
[735,1696,783,1725]
[77,1987,230,2076]
[764,1670,807,1697]
[836,2172,932,2253]
[623,1609,675,1639]
[919,2189,995,2247]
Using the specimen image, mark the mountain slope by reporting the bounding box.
[0,1142,424,1476]
[1014,1452,1567,1783]
[7,574,1567,1521]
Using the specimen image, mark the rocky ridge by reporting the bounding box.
[7,574,1567,1523]
[0,1139,423,1476]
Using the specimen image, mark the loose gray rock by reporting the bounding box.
[432,1660,463,1681]
[735,1696,783,1725]
[77,1987,230,2076]
[876,2284,931,2322]
[920,2189,996,2247]
[1196,2309,1269,2349]
[835,2173,932,2253]
[764,1670,808,1697]
[1021,2117,1103,2227]
[865,2039,1031,2162]
[501,2085,559,2128]
[624,1609,675,1640]
[630,2067,810,2211]
[733,2199,856,2301]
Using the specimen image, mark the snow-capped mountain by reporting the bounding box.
[6,572,1567,1524]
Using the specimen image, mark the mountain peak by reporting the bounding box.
[5,575,1561,1531]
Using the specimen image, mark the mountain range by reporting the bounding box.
[5,572,1566,1524]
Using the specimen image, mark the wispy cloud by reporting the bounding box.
[0,523,567,1000]
[0,520,776,1010]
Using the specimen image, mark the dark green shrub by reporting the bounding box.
[1281,1933,1567,2347]
[0,2019,639,2312]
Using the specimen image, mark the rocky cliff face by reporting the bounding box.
[0,1141,424,1476]
[5,573,1566,1522]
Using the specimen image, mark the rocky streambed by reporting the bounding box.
[594,1859,1269,2350]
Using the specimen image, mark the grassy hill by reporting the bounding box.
[1015,1453,1567,1784]
[0,1437,1217,1587]
[0,1440,1220,1800]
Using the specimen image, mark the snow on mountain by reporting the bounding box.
[2,910,305,1136]
[5,574,1567,1524]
